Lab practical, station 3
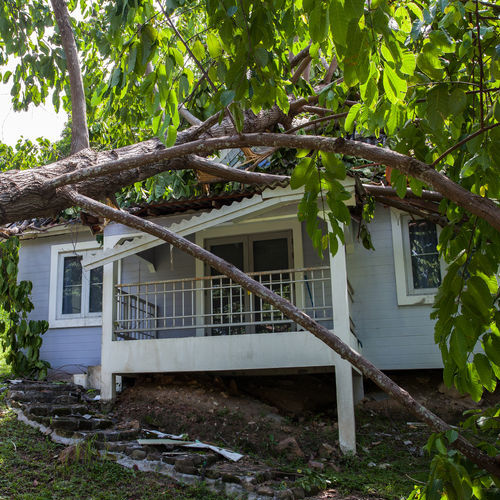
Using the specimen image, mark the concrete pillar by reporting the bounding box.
[328,223,357,454]
[100,250,118,402]
[100,371,116,401]
[353,371,365,404]
[335,363,356,453]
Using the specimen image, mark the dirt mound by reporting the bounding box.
[114,373,340,460]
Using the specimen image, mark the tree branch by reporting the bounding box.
[374,196,448,227]
[289,43,311,69]
[50,0,89,154]
[291,55,312,84]
[41,133,500,233]
[61,187,500,479]
[431,123,499,168]
[187,155,288,184]
[363,185,443,202]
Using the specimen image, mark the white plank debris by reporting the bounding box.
[137,437,244,462]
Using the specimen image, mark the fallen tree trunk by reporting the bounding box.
[63,186,500,479]
[2,132,500,232]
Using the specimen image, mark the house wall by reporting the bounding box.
[346,205,442,370]
[18,231,102,373]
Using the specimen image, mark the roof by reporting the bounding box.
[126,181,290,218]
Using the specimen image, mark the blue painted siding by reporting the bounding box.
[18,232,102,373]
[346,205,442,370]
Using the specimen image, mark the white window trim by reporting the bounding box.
[49,241,103,328]
[390,208,444,306]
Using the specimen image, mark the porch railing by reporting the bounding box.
[113,266,333,340]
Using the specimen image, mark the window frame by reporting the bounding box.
[390,209,445,306]
[49,241,104,328]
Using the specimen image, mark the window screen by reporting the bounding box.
[62,256,82,314]
[408,220,441,289]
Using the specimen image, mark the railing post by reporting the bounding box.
[328,222,357,454]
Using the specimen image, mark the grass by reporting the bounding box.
[288,410,431,499]
[0,387,228,499]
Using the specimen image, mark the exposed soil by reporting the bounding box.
[110,369,500,499]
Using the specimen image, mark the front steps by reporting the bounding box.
[6,379,315,499]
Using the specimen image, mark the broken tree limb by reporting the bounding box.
[62,187,500,479]
[186,155,288,184]
[374,196,448,227]
[41,133,500,233]
[362,185,443,202]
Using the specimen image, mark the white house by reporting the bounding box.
[18,181,444,453]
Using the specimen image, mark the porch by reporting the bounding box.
[91,185,362,452]
[105,263,359,372]
[113,266,336,340]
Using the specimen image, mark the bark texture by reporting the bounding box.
[50,0,89,154]
[2,132,499,231]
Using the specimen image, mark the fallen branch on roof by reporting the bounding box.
[61,186,500,478]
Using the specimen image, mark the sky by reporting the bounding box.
[0,86,67,147]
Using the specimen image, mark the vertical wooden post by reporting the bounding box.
[328,223,357,453]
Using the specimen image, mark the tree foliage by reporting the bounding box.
[0,237,49,378]
[0,0,500,496]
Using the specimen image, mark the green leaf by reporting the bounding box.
[291,157,313,189]
[483,333,500,367]
[390,169,407,198]
[192,40,206,61]
[220,89,235,107]
[321,152,346,179]
[345,103,361,133]
[445,429,458,444]
[166,125,177,147]
[206,33,222,59]
[229,102,244,132]
[382,63,406,103]
[409,177,424,197]
[126,43,138,75]
[416,43,444,80]
[254,47,268,67]
[309,3,329,43]
[473,353,496,392]
[329,0,348,47]
[450,328,468,367]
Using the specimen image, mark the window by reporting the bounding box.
[391,209,443,305]
[49,242,103,327]
[204,232,293,335]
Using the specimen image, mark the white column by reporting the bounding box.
[329,223,356,454]
[100,255,117,401]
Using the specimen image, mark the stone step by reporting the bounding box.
[93,428,140,442]
[9,381,80,393]
[27,403,88,417]
[51,416,114,432]
[9,390,80,404]
[27,413,114,432]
